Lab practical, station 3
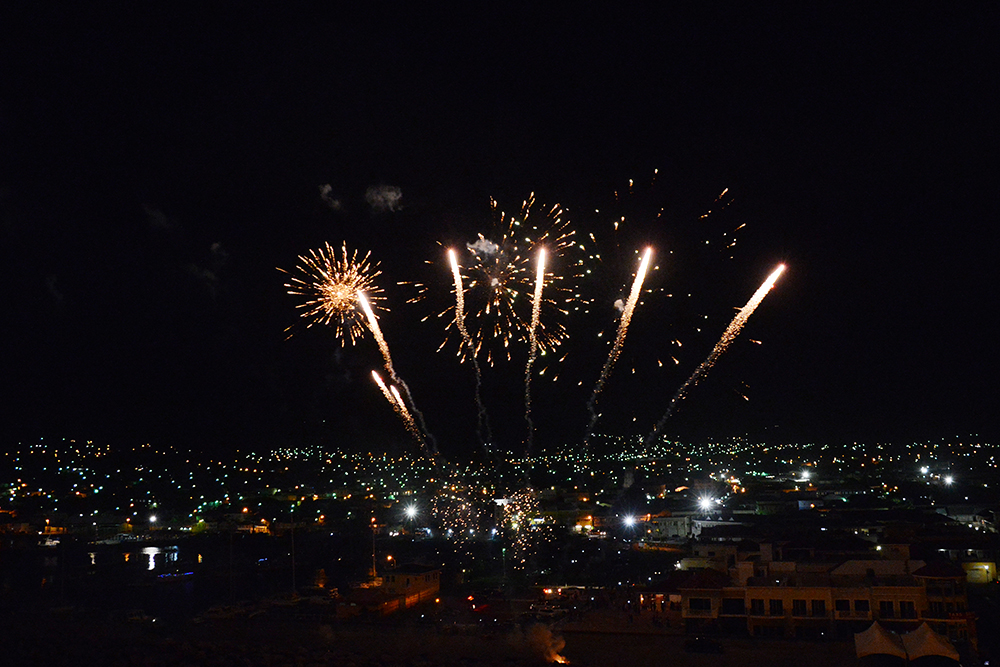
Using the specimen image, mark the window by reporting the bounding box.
[792,599,807,616]
[811,600,826,617]
[769,599,784,616]
[835,599,850,613]
[750,599,765,616]
[899,600,916,619]
[855,599,870,613]
[689,598,711,611]
[879,601,894,619]
[721,598,745,615]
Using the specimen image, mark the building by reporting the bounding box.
[339,565,441,618]
[680,558,974,647]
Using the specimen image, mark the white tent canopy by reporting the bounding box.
[856,621,907,659]
[901,623,960,662]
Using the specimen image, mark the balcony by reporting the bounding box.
[835,610,871,619]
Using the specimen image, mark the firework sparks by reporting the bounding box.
[358,291,397,379]
[358,290,434,451]
[389,385,420,438]
[648,263,786,439]
[431,476,480,539]
[371,370,397,409]
[449,249,492,449]
[501,487,541,570]
[584,247,652,445]
[372,370,421,440]
[427,195,580,366]
[524,247,546,454]
[279,242,383,344]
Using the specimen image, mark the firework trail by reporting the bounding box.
[524,247,546,455]
[279,242,382,343]
[389,385,420,438]
[448,249,492,450]
[583,247,652,445]
[358,290,435,451]
[648,263,786,440]
[371,370,422,440]
[371,370,397,409]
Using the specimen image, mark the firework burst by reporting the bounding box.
[416,194,582,366]
[500,487,541,571]
[431,478,481,539]
[279,242,383,344]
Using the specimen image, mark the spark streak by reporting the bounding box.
[648,263,786,439]
[524,247,546,454]
[372,370,421,439]
[584,247,652,445]
[358,291,397,379]
[449,249,491,450]
[389,385,419,437]
[358,290,433,451]
[371,370,396,409]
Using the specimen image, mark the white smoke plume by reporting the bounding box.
[365,184,402,213]
[466,236,500,258]
[318,184,342,210]
[509,624,569,663]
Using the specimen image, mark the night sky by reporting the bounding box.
[3,6,997,456]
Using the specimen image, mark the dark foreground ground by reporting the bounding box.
[1,605,859,667]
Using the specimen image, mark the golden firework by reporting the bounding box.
[279,242,383,344]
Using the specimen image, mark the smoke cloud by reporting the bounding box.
[466,237,500,258]
[365,184,402,213]
[318,184,342,211]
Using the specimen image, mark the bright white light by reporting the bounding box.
[944,475,954,486]
[623,515,636,527]
[698,497,714,511]
[404,505,418,519]
[149,515,157,523]
[800,470,810,480]
[920,466,929,474]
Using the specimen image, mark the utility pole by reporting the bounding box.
[290,504,296,595]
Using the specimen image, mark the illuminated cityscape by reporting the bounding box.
[2,433,998,663]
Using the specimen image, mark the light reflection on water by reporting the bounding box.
[130,545,179,571]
